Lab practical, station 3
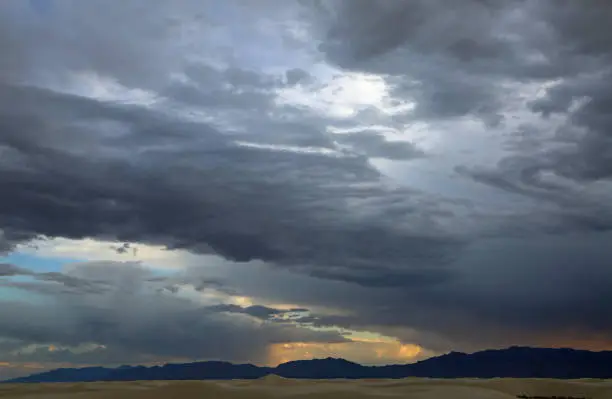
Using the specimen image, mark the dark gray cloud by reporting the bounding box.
[299,0,612,351]
[207,304,309,321]
[310,0,612,146]
[0,83,461,287]
[112,242,137,255]
[0,261,347,371]
[0,2,455,291]
[2,0,612,374]
[285,68,312,86]
[0,263,29,277]
[309,0,612,231]
[307,0,525,125]
[203,235,612,354]
[0,262,108,294]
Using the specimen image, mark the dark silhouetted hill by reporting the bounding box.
[5,346,612,383]
[273,357,371,379]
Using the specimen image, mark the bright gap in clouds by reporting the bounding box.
[276,70,409,119]
[234,141,345,156]
[13,237,200,270]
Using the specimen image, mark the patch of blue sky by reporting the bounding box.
[2,251,175,277]
[0,252,76,273]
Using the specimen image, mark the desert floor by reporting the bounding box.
[1,376,612,398]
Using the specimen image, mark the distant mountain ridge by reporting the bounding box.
[5,346,612,383]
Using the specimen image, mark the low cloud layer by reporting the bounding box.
[1,0,612,378]
[0,261,346,368]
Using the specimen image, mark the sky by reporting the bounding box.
[1,0,612,380]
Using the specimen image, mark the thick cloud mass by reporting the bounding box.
[2,0,612,377]
[0,83,459,284]
[0,261,346,365]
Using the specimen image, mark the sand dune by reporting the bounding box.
[1,377,611,399]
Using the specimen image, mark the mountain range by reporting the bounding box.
[5,346,612,383]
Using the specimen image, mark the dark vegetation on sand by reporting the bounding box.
[516,396,590,399]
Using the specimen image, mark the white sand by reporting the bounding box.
[1,376,611,398]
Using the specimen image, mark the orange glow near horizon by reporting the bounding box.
[267,338,429,366]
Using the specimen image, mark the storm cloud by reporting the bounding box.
[1,0,612,378]
[0,261,346,365]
